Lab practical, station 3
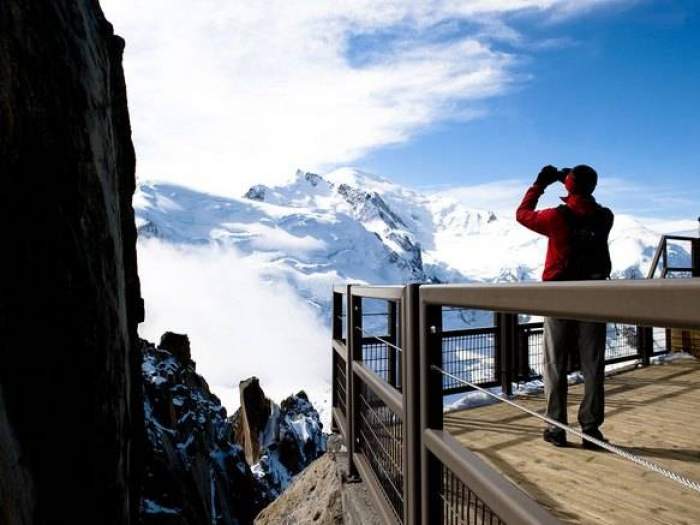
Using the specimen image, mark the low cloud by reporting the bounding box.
[137,238,331,420]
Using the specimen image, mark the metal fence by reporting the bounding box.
[331,277,700,525]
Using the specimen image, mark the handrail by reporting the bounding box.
[351,285,405,300]
[332,338,347,360]
[424,430,559,525]
[353,361,403,416]
[333,283,349,294]
[421,279,700,330]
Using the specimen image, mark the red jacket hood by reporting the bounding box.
[560,194,599,215]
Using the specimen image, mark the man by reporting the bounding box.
[516,165,614,449]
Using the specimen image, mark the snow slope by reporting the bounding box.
[133,168,695,419]
[135,167,694,297]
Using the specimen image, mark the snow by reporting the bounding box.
[133,167,695,427]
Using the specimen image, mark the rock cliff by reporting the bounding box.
[141,336,327,524]
[0,1,143,523]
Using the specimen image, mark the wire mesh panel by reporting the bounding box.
[361,338,401,389]
[520,323,544,379]
[519,322,642,380]
[439,460,504,525]
[357,381,405,523]
[333,354,347,419]
[442,328,498,393]
[605,324,639,362]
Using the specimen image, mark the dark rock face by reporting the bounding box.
[142,334,327,524]
[141,340,265,525]
[0,2,143,524]
[159,332,192,364]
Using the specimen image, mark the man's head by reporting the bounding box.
[564,164,598,196]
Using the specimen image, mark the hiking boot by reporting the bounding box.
[543,427,567,447]
[581,427,609,451]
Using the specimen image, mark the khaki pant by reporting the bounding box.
[544,318,606,430]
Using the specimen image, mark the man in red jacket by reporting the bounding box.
[517,165,614,449]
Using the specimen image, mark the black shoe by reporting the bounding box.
[543,427,567,447]
[581,428,609,451]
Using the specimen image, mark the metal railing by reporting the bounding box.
[331,278,700,525]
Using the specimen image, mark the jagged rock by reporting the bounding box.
[244,185,266,201]
[159,332,192,364]
[230,380,327,500]
[0,2,143,523]
[236,377,273,465]
[141,340,266,525]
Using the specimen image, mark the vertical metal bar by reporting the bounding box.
[421,301,443,524]
[332,291,343,340]
[331,291,341,433]
[662,238,669,278]
[388,299,398,388]
[346,285,359,478]
[496,313,516,396]
[638,326,653,367]
[692,238,700,277]
[403,284,421,525]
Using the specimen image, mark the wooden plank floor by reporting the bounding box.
[444,359,700,525]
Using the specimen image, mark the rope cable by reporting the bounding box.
[433,365,700,495]
[354,326,404,353]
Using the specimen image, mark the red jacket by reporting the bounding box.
[516,184,614,281]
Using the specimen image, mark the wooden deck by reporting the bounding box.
[444,359,700,525]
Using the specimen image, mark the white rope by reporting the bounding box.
[355,326,403,353]
[433,365,700,495]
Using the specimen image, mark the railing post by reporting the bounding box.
[387,299,398,388]
[692,238,700,277]
[346,285,360,479]
[403,284,421,525]
[331,291,343,433]
[638,326,653,367]
[496,313,516,396]
[420,300,443,524]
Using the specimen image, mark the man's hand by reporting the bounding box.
[535,165,560,187]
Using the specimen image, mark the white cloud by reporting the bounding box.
[136,238,331,421]
[430,175,700,221]
[101,0,627,197]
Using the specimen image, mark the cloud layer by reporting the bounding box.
[136,239,331,420]
[102,0,626,196]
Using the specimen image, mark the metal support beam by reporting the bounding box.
[346,285,360,478]
[420,302,443,524]
[387,299,398,388]
[638,326,653,367]
[403,284,421,525]
[496,313,517,396]
[692,238,700,278]
[331,291,343,433]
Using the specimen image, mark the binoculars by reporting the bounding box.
[556,167,572,182]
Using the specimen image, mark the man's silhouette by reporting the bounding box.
[517,165,614,449]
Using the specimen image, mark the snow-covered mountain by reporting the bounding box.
[133,167,694,424]
[134,167,692,313]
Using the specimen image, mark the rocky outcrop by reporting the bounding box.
[0,2,143,524]
[230,379,327,500]
[254,454,343,525]
[254,436,382,525]
[141,338,327,524]
[141,340,265,525]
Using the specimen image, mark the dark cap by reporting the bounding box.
[571,165,598,195]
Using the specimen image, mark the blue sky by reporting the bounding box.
[105,0,698,220]
[360,0,700,219]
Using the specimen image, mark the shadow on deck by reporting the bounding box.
[444,359,700,524]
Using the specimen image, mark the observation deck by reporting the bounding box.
[445,358,700,524]
[330,233,700,525]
